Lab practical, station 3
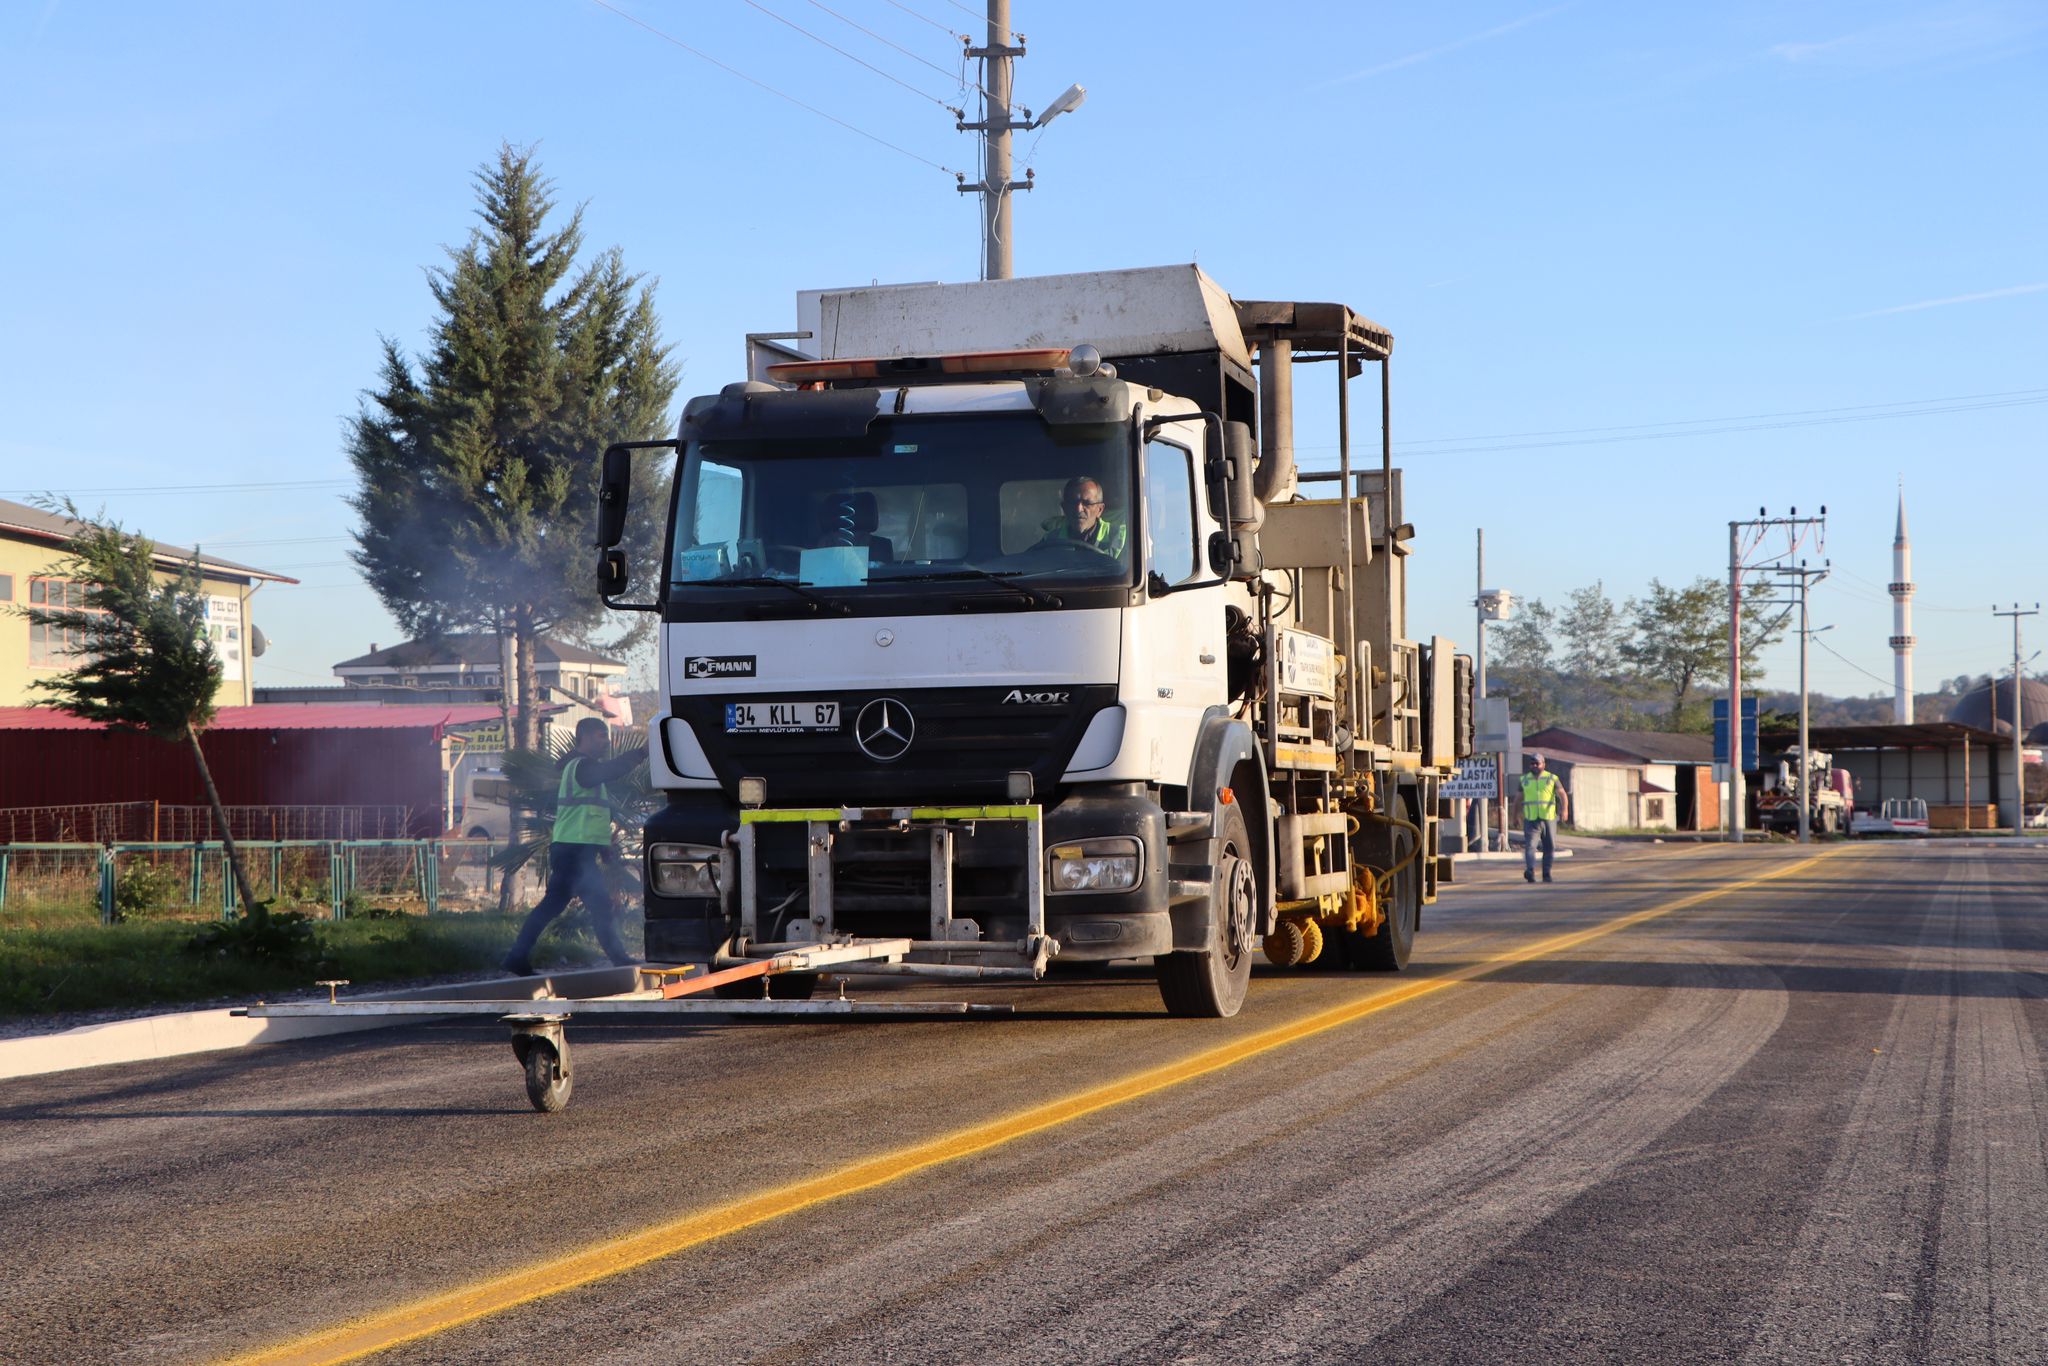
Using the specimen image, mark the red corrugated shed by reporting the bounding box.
[0,705,504,836]
[0,704,503,731]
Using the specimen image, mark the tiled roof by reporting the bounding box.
[0,498,298,584]
[332,635,623,669]
[1525,727,1715,764]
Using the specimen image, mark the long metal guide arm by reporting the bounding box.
[239,938,1014,1018]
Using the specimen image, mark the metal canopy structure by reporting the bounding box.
[1234,300,1394,370]
[1803,722,2005,751]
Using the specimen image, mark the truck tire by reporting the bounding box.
[1156,802,1255,1018]
[1358,826,1418,972]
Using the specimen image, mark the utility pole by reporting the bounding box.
[1993,602,2039,830]
[1728,521,1743,841]
[1779,566,1830,843]
[1474,529,1488,850]
[1728,509,1827,842]
[955,4,1085,280]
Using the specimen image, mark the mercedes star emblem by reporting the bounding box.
[854,697,914,762]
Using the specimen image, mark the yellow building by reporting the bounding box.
[0,498,295,709]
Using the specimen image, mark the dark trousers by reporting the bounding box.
[1523,819,1557,877]
[508,842,633,965]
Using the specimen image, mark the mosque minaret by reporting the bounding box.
[1889,483,1915,724]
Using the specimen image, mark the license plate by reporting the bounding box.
[725,700,840,733]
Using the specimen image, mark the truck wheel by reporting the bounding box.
[521,1039,572,1113]
[1156,803,1255,1018]
[1358,830,1418,972]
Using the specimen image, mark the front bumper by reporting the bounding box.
[643,788,1178,969]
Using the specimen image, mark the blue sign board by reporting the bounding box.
[1712,697,1760,769]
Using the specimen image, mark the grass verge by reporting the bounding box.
[0,912,629,1018]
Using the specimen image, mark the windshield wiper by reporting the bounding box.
[883,568,1062,607]
[685,577,837,610]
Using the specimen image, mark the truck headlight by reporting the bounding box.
[648,842,720,898]
[1048,838,1142,893]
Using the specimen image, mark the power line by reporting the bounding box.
[1295,390,2048,462]
[1812,633,1905,690]
[881,0,966,41]
[3,479,352,496]
[1831,566,1979,614]
[738,0,961,111]
[1400,386,2048,451]
[1294,386,2048,455]
[586,0,963,176]
[805,0,992,99]
[934,0,988,21]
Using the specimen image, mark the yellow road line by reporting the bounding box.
[224,847,1844,1366]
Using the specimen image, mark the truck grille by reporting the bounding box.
[748,821,1029,941]
[673,685,1117,806]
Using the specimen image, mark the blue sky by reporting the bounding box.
[3,1,2043,703]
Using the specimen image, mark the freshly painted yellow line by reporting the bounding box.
[224,848,1844,1366]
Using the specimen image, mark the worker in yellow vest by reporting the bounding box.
[1514,753,1570,883]
[502,717,643,975]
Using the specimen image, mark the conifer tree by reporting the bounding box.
[21,506,262,913]
[346,144,678,751]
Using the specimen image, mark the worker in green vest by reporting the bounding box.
[1514,753,1570,883]
[502,717,642,975]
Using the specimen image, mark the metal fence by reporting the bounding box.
[0,803,415,844]
[0,839,544,924]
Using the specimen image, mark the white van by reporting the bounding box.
[456,768,514,841]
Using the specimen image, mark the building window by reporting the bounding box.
[27,579,95,665]
[0,573,12,601]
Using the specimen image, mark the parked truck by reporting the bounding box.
[1757,747,1855,836]
[594,265,1471,1018]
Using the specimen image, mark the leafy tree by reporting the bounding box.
[1491,596,1555,674]
[1621,575,1783,730]
[1485,596,1560,729]
[346,144,679,752]
[18,504,262,913]
[1558,581,1627,677]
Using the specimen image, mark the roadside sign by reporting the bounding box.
[1712,697,1759,769]
[1474,697,1512,752]
[1443,754,1500,799]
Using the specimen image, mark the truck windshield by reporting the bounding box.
[668,415,1134,598]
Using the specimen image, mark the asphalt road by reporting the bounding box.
[4,841,2045,1365]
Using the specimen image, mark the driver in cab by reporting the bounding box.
[1035,476,1127,558]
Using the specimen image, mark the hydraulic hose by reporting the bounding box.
[1352,806,1425,901]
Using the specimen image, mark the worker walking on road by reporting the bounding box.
[502,717,642,975]
[1515,753,1569,883]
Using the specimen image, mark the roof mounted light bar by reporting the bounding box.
[767,347,1073,385]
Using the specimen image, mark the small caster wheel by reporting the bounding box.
[508,1016,572,1113]
[522,1040,572,1113]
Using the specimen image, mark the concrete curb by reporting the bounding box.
[0,964,641,1082]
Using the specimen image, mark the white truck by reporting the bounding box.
[1757,747,1855,836]
[595,265,1471,1018]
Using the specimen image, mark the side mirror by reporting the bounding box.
[597,444,633,549]
[1208,530,1235,577]
[596,549,628,600]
